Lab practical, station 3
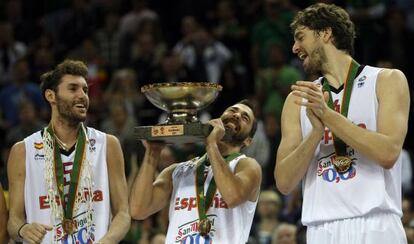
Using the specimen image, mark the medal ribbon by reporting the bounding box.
[195,152,242,221]
[47,124,86,223]
[322,60,360,157]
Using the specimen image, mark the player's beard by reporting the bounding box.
[221,118,250,146]
[56,94,88,126]
[303,45,326,75]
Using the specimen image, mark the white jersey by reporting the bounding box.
[165,154,258,244]
[300,65,403,225]
[24,127,111,243]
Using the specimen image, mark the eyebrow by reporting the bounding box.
[230,106,252,121]
[294,31,303,40]
[67,81,88,88]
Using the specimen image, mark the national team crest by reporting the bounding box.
[34,142,44,150]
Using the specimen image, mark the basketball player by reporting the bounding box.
[274,3,410,243]
[7,60,130,243]
[130,100,262,243]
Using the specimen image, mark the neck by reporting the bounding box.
[217,141,242,157]
[50,116,81,149]
[321,48,353,89]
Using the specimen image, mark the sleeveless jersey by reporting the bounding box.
[300,65,403,225]
[165,154,258,244]
[24,127,111,243]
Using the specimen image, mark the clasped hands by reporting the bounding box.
[291,81,331,132]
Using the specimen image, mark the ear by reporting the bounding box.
[45,89,55,103]
[322,28,333,43]
[242,137,253,148]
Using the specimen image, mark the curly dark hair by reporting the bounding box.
[290,3,356,55]
[40,59,88,100]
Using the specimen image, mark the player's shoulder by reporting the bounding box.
[10,141,26,154]
[376,67,408,90]
[377,67,407,81]
[105,133,119,144]
[283,92,301,115]
[238,155,261,170]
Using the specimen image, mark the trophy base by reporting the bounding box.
[135,122,212,144]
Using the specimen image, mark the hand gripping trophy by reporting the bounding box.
[135,82,222,144]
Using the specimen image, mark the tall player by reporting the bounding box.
[274,3,410,244]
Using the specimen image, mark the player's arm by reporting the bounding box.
[0,184,8,243]
[7,142,26,241]
[321,69,409,168]
[98,135,131,243]
[206,118,261,207]
[274,93,324,195]
[206,141,262,208]
[129,141,176,220]
[7,142,52,243]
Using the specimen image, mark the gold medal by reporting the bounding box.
[62,219,75,235]
[199,218,212,236]
[333,156,352,173]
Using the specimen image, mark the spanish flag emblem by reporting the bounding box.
[34,142,43,150]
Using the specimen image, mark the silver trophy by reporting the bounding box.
[135,82,222,144]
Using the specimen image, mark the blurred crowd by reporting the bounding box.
[0,0,413,243]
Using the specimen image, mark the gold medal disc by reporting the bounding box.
[199,218,212,236]
[62,219,75,235]
[333,156,352,173]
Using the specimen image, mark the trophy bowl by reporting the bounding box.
[135,82,223,144]
[141,82,222,124]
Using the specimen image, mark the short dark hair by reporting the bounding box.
[290,3,356,55]
[40,59,88,100]
[236,99,258,138]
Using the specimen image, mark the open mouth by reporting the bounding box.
[223,119,240,133]
[74,103,87,111]
[299,53,308,60]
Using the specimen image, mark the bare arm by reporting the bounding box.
[274,93,324,195]
[98,135,131,243]
[206,119,262,208]
[322,69,409,168]
[7,142,52,243]
[7,141,27,241]
[293,69,410,169]
[0,184,8,243]
[129,141,176,220]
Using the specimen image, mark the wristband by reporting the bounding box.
[17,223,28,239]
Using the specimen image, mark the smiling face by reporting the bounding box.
[52,74,89,124]
[220,103,255,146]
[292,26,326,74]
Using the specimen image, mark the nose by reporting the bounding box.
[77,88,89,101]
[232,112,241,120]
[292,41,299,54]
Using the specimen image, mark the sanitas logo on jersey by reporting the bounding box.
[175,215,217,243]
[317,152,357,183]
[53,211,96,244]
